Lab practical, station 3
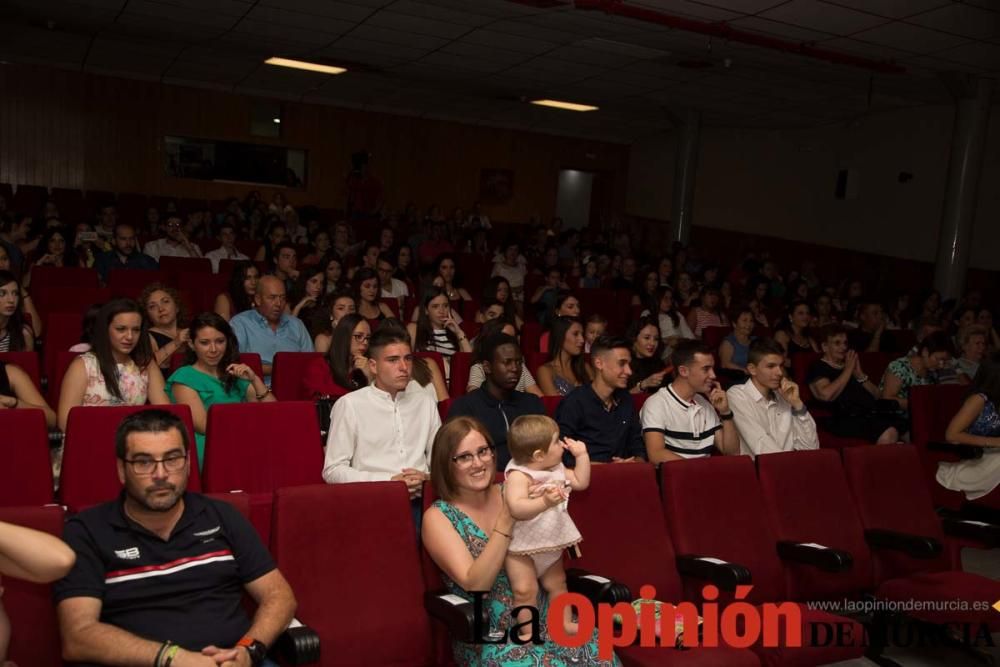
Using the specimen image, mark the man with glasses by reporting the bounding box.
[230,275,313,383]
[143,214,204,261]
[54,409,296,667]
[322,328,440,531]
[376,252,408,309]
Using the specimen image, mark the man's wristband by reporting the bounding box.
[237,636,268,666]
[791,405,809,417]
[154,641,172,667]
[162,645,180,667]
[719,411,734,421]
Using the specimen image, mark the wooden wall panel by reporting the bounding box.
[0,64,629,222]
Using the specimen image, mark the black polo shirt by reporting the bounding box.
[556,384,646,463]
[53,492,274,659]
[447,386,545,468]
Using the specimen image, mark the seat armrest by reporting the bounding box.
[675,554,751,591]
[566,568,631,606]
[927,441,983,460]
[941,517,1000,548]
[273,619,320,665]
[864,529,942,558]
[424,590,480,643]
[776,541,853,572]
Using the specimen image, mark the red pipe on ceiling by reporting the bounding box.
[573,0,906,74]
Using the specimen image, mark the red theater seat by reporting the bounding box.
[909,384,969,509]
[60,404,201,512]
[271,483,435,666]
[0,505,66,667]
[570,463,761,666]
[271,352,323,401]
[416,351,446,383]
[660,456,865,666]
[449,351,473,397]
[541,395,562,417]
[0,351,41,390]
[203,401,323,544]
[0,409,54,506]
[107,269,169,296]
[33,286,110,318]
[29,265,99,289]
[158,256,212,276]
[702,326,733,352]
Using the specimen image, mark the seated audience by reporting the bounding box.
[270,241,299,294]
[537,290,580,352]
[322,327,441,526]
[380,318,448,402]
[475,298,508,325]
[687,286,729,338]
[773,300,819,365]
[807,325,904,444]
[467,319,542,396]
[229,275,313,381]
[314,290,356,354]
[536,316,590,397]
[627,315,668,393]
[0,358,56,428]
[94,222,158,283]
[579,257,601,288]
[142,214,202,261]
[880,331,953,413]
[555,335,645,463]
[300,229,331,267]
[23,226,76,287]
[727,338,819,457]
[956,325,988,382]
[491,240,527,304]
[449,332,545,466]
[214,261,259,322]
[58,298,170,431]
[530,267,568,326]
[477,276,522,329]
[407,287,472,365]
[301,314,373,398]
[976,308,1000,352]
[583,313,607,354]
[631,270,661,315]
[674,272,697,308]
[849,300,898,353]
[937,359,1000,502]
[719,307,756,376]
[54,409,296,667]
[641,340,738,462]
[354,267,395,324]
[393,244,417,295]
[0,272,33,351]
[140,283,189,372]
[377,252,409,306]
[288,265,325,327]
[166,313,275,463]
[322,252,346,294]
[432,253,473,311]
[811,293,837,328]
[69,303,102,353]
[422,416,613,665]
[204,220,249,272]
[253,222,286,263]
[654,287,694,356]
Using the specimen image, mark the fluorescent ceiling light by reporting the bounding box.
[530,99,598,112]
[265,57,346,75]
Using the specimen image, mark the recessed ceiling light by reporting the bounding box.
[530,99,598,112]
[265,57,346,75]
[272,118,281,124]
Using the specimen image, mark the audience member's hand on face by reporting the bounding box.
[779,377,802,409]
[708,383,729,414]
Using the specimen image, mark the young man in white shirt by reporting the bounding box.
[726,338,819,457]
[204,220,249,273]
[376,253,408,307]
[322,328,441,527]
[641,340,739,462]
[143,214,203,261]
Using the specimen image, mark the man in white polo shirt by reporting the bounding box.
[641,340,739,461]
[727,337,819,458]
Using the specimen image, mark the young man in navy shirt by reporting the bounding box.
[54,410,296,667]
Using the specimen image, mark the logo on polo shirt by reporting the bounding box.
[114,547,141,560]
[193,526,220,537]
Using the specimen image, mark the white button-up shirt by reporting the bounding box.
[726,379,819,458]
[322,380,441,483]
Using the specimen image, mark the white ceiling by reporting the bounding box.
[0,0,998,142]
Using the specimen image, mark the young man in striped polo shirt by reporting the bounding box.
[640,340,740,462]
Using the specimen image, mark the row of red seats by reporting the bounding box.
[5,444,997,666]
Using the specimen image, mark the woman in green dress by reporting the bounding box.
[166,312,276,465]
[423,416,618,666]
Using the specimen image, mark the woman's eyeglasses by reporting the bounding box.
[451,445,495,467]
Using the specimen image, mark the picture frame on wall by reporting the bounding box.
[480,168,514,204]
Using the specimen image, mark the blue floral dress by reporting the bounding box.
[433,499,619,666]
